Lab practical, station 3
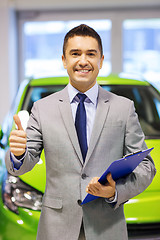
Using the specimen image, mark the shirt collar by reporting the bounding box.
[67,82,98,106]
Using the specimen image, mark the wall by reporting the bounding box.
[8,0,160,10]
[0,0,160,124]
[0,1,17,124]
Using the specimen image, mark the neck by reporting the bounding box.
[70,82,97,93]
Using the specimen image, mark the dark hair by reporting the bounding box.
[63,24,103,57]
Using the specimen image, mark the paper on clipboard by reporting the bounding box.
[81,147,154,205]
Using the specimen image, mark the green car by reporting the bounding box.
[0,74,160,239]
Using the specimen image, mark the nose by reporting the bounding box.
[78,54,88,66]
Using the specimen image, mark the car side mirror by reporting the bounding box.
[0,125,5,148]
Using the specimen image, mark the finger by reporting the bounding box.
[9,135,27,144]
[13,114,24,131]
[10,147,26,156]
[87,177,99,190]
[87,178,101,193]
[90,177,99,184]
[10,130,27,138]
[88,184,99,193]
[10,142,26,149]
[86,186,98,196]
[9,139,26,155]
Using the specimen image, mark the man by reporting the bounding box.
[5,24,156,240]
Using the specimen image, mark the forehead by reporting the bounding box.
[66,36,99,51]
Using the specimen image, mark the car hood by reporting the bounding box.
[144,138,160,192]
[19,139,160,193]
[19,150,46,193]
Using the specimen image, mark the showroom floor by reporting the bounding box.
[129,235,160,240]
[127,224,160,240]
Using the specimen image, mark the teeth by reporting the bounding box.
[78,70,90,72]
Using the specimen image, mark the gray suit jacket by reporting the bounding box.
[5,85,156,240]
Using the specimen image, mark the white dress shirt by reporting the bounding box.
[67,82,98,146]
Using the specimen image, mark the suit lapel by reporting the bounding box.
[84,86,110,165]
[58,87,84,165]
[57,85,110,166]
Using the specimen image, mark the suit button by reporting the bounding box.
[81,173,87,179]
[77,199,82,206]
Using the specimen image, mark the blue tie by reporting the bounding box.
[75,93,88,162]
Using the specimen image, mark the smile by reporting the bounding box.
[76,69,91,73]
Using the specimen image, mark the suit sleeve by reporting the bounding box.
[5,102,43,176]
[114,101,156,209]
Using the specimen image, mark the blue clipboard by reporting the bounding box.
[81,147,154,205]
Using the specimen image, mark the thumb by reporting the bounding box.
[13,114,24,131]
[106,173,115,186]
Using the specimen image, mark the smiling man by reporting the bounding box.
[6,24,156,240]
[62,34,104,93]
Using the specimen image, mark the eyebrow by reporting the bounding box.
[69,49,79,53]
[87,49,98,53]
[69,49,98,54]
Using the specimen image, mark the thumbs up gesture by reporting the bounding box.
[9,114,27,156]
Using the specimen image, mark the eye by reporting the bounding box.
[88,52,96,57]
[71,52,80,56]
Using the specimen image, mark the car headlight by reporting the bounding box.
[2,172,43,214]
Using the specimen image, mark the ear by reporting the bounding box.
[62,55,67,69]
[100,55,104,69]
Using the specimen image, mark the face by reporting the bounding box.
[62,36,104,92]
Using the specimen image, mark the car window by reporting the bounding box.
[22,84,160,138]
[22,85,65,114]
[102,85,160,138]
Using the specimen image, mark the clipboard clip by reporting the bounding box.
[124,150,142,158]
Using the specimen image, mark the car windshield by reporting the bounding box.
[22,84,160,138]
[103,85,160,138]
[22,85,65,114]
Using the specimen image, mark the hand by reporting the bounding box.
[9,114,27,156]
[86,173,116,199]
